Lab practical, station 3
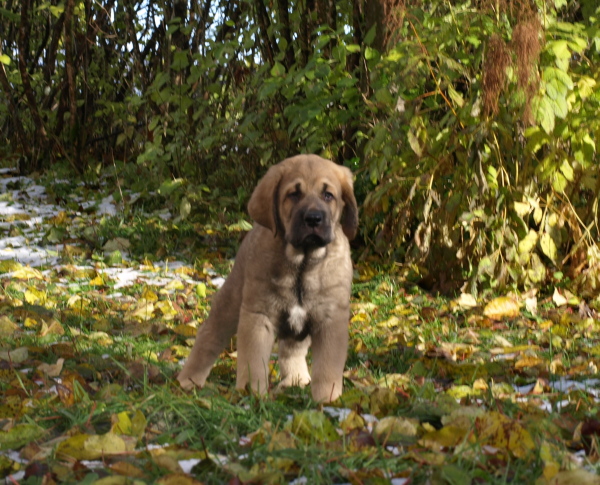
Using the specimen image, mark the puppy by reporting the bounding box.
[177,154,358,402]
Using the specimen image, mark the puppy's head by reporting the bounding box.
[248,155,358,252]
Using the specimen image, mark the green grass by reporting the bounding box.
[1,179,600,483]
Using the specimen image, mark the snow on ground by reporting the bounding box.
[0,169,203,288]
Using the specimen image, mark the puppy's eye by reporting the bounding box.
[323,191,335,202]
[287,191,301,201]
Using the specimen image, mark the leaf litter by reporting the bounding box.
[1,167,600,483]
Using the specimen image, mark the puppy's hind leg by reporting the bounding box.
[177,273,242,390]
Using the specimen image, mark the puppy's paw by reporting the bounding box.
[277,374,311,389]
[177,374,204,391]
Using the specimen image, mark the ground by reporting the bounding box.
[1,166,600,484]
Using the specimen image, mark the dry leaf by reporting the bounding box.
[37,358,64,377]
[553,288,568,307]
[483,297,520,320]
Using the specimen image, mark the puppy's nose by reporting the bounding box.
[304,210,323,228]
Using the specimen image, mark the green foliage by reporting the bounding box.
[361,1,600,294]
[0,0,599,292]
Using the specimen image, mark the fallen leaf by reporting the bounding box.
[103,237,131,252]
[373,416,419,445]
[11,266,44,280]
[514,355,544,369]
[37,358,64,377]
[0,316,19,337]
[483,297,520,320]
[553,288,568,307]
[109,461,147,479]
[288,410,338,443]
[0,424,45,451]
[541,468,600,485]
[155,474,204,485]
[370,387,399,416]
[0,347,29,363]
[454,293,477,310]
[475,411,535,458]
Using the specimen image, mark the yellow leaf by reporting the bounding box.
[476,411,535,458]
[514,355,544,369]
[0,316,18,337]
[24,288,46,305]
[376,373,410,389]
[518,229,538,256]
[173,266,195,276]
[288,410,338,443]
[89,275,106,286]
[377,315,401,327]
[151,453,183,473]
[11,267,44,280]
[49,211,68,225]
[164,279,185,291]
[88,331,114,346]
[540,469,600,485]
[127,299,155,321]
[155,300,177,318]
[112,410,146,441]
[483,297,520,320]
[196,283,206,298]
[109,461,147,479]
[369,387,399,416]
[340,410,367,433]
[442,406,486,428]
[111,411,133,435]
[373,416,419,445]
[156,474,204,485]
[57,434,94,460]
[23,317,38,329]
[420,425,467,449]
[39,318,65,336]
[0,260,23,273]
[173,324,198,337]
[540,441,560,480]
[540,233,558,263]
[84,433,135,458]
[141,287,159,301]
[513,201,531,217]
[0,423,45,451]
[103,237,131,252]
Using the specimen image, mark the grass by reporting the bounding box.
[1,171,600,484]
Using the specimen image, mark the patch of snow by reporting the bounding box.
[80,460,105,469]
[97,194,119,216]
[211,276,226,288]
[549,378,600,396]
[179,458,201,474]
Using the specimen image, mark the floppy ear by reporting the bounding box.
[337,165,359,241]
[247,164,284,234]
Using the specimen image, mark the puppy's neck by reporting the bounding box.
[284,243,327,266]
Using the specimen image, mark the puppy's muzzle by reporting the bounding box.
[290,206,333,250]
[304,210,325,228]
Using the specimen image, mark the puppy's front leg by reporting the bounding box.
[309,314,349,402]
[278,337,311,388]
[236,310,276,394]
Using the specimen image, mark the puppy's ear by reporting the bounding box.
[248,164,284,234]
[337,165,358,241]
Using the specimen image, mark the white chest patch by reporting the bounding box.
[288,305,307,334]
